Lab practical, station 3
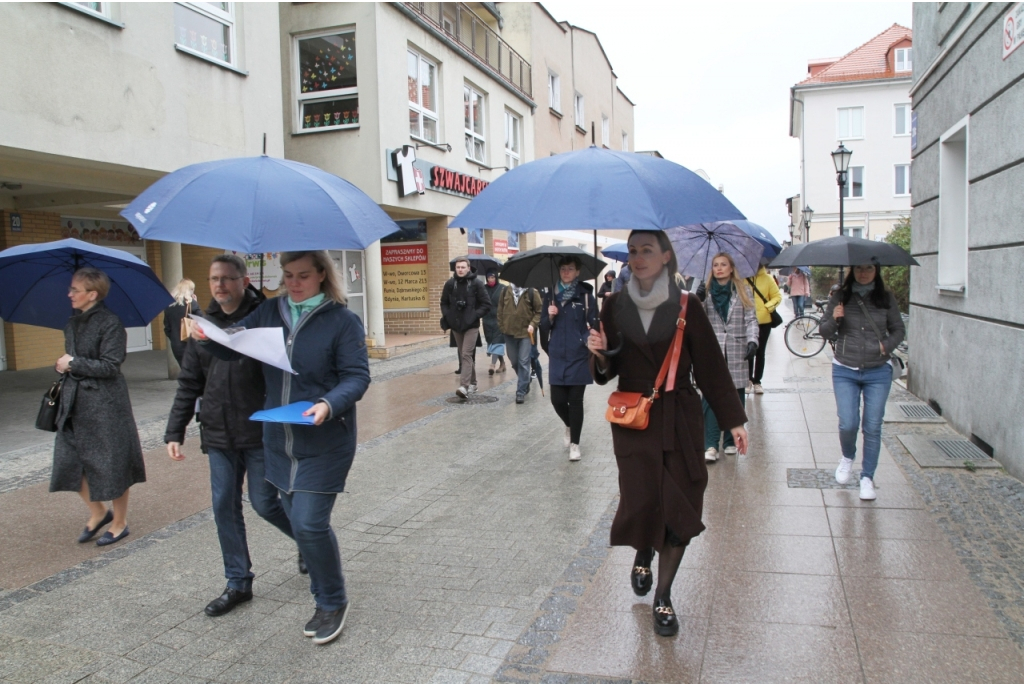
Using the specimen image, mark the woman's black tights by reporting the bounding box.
[655,543,687,601]
[550,384,586,444]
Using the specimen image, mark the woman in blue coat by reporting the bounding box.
[198,250,369,646]
[540,256,599,461]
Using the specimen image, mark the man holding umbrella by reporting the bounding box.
[441,257,491,398]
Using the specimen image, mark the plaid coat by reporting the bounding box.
[702,283,759,389]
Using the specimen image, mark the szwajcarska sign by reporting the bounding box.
[386,146,490,199]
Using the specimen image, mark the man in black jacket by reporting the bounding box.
[165,254,296,617]
[441,257,491,398]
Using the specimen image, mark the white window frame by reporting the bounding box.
[894,164,911,197]
[601,115,609,146]
[504,110,521,169]
[61,2,122,25]
[841,166,865,199]
[551,239,563,247]
[937,116,969,293]
[408,48,439,143]
[574,93,584,128]
[621,131,629,151]
[894,103,912,136]
[293,29,359,134]
[548,71,561,113]
[464,84,486,163]
[174,2,236,67]
[836,106,864,140]
[895,47,912,73]
[842,226,864,239]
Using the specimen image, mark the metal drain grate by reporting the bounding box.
[932,439,991,462]
[445,395,500,405]
[899,403,940,419]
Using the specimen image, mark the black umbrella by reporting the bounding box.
[449,254,502,273]
[769,235,919,268]
[499,245,607,289]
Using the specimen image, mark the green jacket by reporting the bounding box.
[497,287,542,339]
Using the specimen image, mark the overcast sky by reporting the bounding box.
[539,1,913,242]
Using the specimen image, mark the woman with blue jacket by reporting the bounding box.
[198,250,369,645]
[540,256,599,461]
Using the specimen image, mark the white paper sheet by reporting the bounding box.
[192,317,296,374]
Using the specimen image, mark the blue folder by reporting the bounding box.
[250,401,317,425]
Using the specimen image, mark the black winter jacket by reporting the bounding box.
[819,290,905,369]
[164,290,266,451]
[440,273,491,332]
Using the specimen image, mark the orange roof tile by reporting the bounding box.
[798,24,912,85]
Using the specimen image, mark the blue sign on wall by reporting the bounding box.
[911,111,918,152]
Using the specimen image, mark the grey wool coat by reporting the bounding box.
[51,303,146,501]
[701,283,759,388]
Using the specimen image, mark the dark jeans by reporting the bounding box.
[279,489,347,611]
[747,323,773,384]
[504,335,532,395]
[550,385,586,444]
[207,448,294,592]
[703,389,746,450]
[791,295,806,314]
[832,363,893,481]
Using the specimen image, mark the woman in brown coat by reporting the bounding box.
[588,230,747,638]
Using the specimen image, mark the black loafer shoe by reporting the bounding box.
[77,510,113,543]
[313,602,349,645]
[95,526,129,547]
[631,547,655,596]
[204,587,253,617]
[298,551,308,575]
[653,597,679,637]
[303,607,326,637]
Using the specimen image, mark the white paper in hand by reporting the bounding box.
[193,316,296,374]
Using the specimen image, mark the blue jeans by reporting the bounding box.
[791,295,805,314]
[832,364,893,480]
[207,448,294,592]
[279,489,347,611]
[703,389,746,450]
[504,335,532,396]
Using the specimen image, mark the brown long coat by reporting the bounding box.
[591,286,746,551]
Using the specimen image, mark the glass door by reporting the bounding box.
[330,250,366,326]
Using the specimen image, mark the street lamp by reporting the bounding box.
[831,143,852,284]
[801,205,814,243]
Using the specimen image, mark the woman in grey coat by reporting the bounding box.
[52,268,146,546]
[695,253,759,463]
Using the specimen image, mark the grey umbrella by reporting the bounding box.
[770,235,919,268]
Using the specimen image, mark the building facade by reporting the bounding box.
[790,25,913,244]
[908,3,1024,478]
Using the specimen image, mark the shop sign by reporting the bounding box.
[386,148,490,199]
[228,251,282,291]
[1004,3,1024,60]
[381,243,429,310]
[493,239,508,255]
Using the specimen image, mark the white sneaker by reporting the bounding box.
[753,384,764,395]
[705,447,718,463]
[859,476,877,501]
[835,457,854,485]
[564,426,571,448]
[746,381,754,393]
[468,384,478,394]
[569,444,581,461]
[724,445,738,455]
[455,386,468,399]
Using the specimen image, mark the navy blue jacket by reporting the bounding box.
[540,282,598,386]
[236,296,370,494]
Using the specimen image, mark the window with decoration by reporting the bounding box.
[295,30,358,132]
[174,3,235,65]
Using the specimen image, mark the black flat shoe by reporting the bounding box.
[95,526,129,547]
[204,587,253,617]
[631,547,654,596]
[313,602,349,645]
[77,510,113,543]
[653,597,679,637]
[298,551,308,575]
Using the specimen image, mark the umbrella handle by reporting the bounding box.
[598,331,624,358]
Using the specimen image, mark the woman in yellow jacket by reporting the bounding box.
[746,265,782,394]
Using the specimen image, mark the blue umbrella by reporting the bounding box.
[731,220,782,259]
[666,222,765,280]
[601,242,629,263]
[120,156,400,252]
[0,239,173,330]
[450,147,745,232]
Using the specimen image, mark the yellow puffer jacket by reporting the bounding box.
[747,267,782,325]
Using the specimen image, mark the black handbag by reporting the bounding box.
[35,376,65,432]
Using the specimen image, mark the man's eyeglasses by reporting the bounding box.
[209,276,242,284]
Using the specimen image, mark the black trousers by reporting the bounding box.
[550,384,586,444]
[747,323,773,384]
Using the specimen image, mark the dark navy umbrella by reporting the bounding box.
[730,220,783,259]
[601,242,629,263]
[769,236,919,268]
[499,246,606,289]
[449,254,502,273]
[120,156,400,252]
[0,239,172,330]
[450,147,745,232]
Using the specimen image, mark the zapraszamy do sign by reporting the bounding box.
[381,243,428,310]
[1005,3,1024,60]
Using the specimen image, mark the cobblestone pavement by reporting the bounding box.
[2,321,1024,682]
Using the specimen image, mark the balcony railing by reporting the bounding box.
[403,2,533,100]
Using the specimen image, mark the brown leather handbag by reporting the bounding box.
[605,293,688,430]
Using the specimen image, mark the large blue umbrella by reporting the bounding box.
[450,147,745,232]
[601,242,629,262]
[666,222,765,280]
[731,220,782,259]
[0,239,172,330]
[120,156,400,252]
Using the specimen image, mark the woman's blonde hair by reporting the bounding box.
[170,278,196,306]
[72,267,110,301]
[280,250,347,304]
[705,252,754,309]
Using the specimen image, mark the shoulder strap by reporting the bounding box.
[748,277,769,304]
[854,295,887,349]
[653,293,689,397]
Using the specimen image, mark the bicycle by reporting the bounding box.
[784,298,831,358]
